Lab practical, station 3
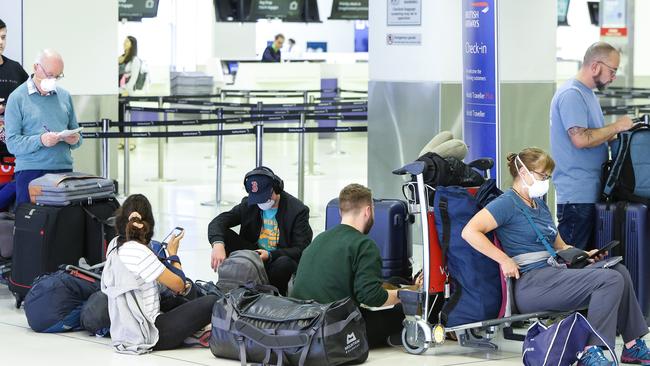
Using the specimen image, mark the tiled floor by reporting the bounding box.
[0,133,636,364]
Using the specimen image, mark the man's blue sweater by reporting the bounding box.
[4,79,82,172]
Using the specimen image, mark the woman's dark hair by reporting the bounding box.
[126,214,150,245]
[114,194,154,248]
[122,36,138,64]
[0,19,6,30]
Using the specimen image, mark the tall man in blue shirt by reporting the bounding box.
[4,49,82,207]
[550,42,633,249]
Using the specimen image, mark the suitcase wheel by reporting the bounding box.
[13,293,23,309]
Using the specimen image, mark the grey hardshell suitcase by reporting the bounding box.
[28,172,115,206]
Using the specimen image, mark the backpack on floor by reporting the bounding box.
[523,312,616,366]
[80,291,110,337]
[24,269,100,333]
[603,123,650,204]
[210,286,368,366]
[217,250,270,292]
[434,181,503,327]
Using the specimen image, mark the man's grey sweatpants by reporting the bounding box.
[515,264,648,348]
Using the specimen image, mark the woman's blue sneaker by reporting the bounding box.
[621,339,650,365]
[578,346,615,366]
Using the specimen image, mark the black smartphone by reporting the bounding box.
[162,226,184,245]
[589,240,619,259]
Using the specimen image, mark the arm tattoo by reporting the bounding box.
[568,127,594,143]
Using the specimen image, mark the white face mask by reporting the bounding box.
[257,199,276,211]
[516,156,550,199]
[40,78,57,93]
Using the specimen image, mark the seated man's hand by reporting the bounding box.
[211,242,226,271]
[64,133,80,145]
[255,249,270,262]
[586,249,608,263]
[41,132,60,147]
[415,272,424,288]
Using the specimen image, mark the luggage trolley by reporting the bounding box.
[392,160,557,355]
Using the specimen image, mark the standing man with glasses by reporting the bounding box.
[4,49,82,207]
[550,42,634,250]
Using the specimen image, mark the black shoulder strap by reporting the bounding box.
[438,197,451,261]
[604,132,632,198]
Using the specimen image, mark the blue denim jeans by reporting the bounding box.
[557,203,596,250]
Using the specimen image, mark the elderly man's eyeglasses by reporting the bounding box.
[37,64,64,80]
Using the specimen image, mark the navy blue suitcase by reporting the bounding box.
[325,198,412,280]
[594,202,650,321]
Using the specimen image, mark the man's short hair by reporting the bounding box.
[275,34,285,41]
[583,42,618,66]
[0,19,6,30]
[339,184,372,215]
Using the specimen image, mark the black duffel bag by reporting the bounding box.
[210,287,368,366]
[417,152,486,188]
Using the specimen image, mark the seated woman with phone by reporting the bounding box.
[102,194,218,354]
[461,148,650,366]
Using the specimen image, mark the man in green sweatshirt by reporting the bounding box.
[291,183,404,347]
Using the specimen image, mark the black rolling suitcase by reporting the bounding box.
[9,204,86,307]
[8,198,118,308]
[82,199,119,265]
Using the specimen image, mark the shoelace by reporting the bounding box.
[631,339,650,358]
[585,347,609,364]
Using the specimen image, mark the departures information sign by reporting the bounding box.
[462,0,499,179]
[330,0,368,20]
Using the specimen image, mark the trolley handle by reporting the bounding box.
[392,161,426,176]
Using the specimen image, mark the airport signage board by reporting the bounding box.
[330,0,369,20]
[462,0,499,179]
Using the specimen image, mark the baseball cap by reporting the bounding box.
[245,174,274,205]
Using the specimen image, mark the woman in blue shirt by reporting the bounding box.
[462,148,649,366]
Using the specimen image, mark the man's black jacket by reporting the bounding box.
[207,192,313,262]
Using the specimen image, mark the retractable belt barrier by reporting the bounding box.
[118,88,367,103]
[80,126,366,139]
[112,88,367,202]
[602,104,650,116]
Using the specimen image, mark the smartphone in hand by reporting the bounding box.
[162,226,184,245]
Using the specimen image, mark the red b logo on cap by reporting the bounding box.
[251,181,258,192]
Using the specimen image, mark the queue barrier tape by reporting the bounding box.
[81,125,367,139]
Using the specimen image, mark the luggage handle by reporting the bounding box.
[233,319,311,348]
[54,174,103,186]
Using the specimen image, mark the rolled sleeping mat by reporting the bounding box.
[432,139,468,160]
[420,138,468,161]
[418,131,453,158]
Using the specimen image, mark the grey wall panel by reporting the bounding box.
[71,95,118,177]
[498,82,556,211]
[367,81,441,200]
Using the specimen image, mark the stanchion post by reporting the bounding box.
[308,95,317,175]
[216,107,225,204]
[157,96,166,180]
[101,118,110,180]
[255,101,264,167]
[298,92,307,201]
[124,109,131,197]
